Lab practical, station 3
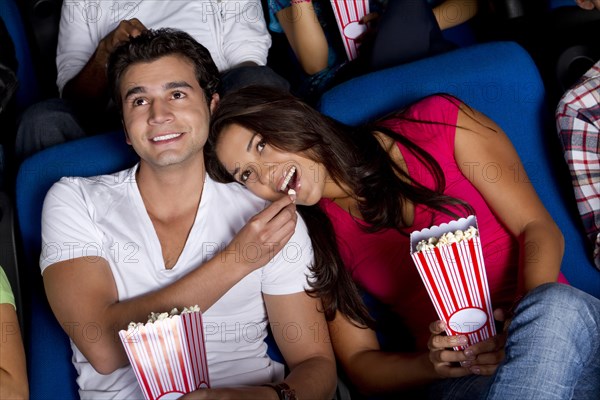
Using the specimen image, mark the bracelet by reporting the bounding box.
[262,382,298,400]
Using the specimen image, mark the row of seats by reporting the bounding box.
[2,0,599,399]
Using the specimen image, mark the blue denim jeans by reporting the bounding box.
[428,283,600,400]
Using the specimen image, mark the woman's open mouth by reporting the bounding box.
[279,166,297,192]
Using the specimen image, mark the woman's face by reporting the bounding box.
[215,123,330,205]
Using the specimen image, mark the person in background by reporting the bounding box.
[267,0,477,103]
[556,58,600,270]
[0,266,28,399]
[15,0,288,160]
[205,85,600,399]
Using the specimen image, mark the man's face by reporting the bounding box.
[119,54,218,169]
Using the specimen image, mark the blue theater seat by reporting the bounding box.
[16,131,136,399]
[318,41,600,299]
[0,0,40,112]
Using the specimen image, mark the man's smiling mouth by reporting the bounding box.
[152,133,183,142]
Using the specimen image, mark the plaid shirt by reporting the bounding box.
[556,59,600,270]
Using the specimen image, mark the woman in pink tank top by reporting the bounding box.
[204,86,600,399]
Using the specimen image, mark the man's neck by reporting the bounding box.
[136,158,206,222]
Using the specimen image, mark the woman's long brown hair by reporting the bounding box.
[205,86,470,327]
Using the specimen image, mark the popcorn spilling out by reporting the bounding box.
[415,226,478,252]
[287,188,296,196]
[127,305,201,331]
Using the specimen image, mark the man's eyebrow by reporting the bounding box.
[124,86,145,100]
[123,81,194,101]
[164,81,193,90]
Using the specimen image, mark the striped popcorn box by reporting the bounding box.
[410,216,496,350]
[119,311,210,400]
[330,0,370,60]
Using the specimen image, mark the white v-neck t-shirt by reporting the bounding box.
[41,164,314,399]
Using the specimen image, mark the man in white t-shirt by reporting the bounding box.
[41,28,335,399]
[16,0,289,160]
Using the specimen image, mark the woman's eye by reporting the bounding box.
[257,140,266,153]
[240,170,252,183]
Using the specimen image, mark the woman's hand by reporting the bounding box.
[428,311,509,378]
[427,320,472,378]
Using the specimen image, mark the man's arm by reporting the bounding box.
[180,291,337,400]
[265,292,337,399]
[43,194,299,374]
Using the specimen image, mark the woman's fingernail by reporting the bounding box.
[460,361,472,367]
[464,348,475,359]
[287,189,296,203]
[470,367,481,375]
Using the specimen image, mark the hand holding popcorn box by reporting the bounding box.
[330,0,370,60]
[119,306,210,400]
[410,216,496,350]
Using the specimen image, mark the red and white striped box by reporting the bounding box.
[410,216,496,350]
[119,311,210,400]
[330,0,370,60]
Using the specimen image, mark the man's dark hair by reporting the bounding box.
[107,28,220,111]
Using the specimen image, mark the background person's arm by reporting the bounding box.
[276,1,329,75]
[433,0,478,30]
[0,303,28,399]
[61,19,146,108]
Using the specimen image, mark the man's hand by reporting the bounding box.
[222,194,298,271]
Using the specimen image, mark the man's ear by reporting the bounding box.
[209,93,220,114]
[122,120,131,145]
